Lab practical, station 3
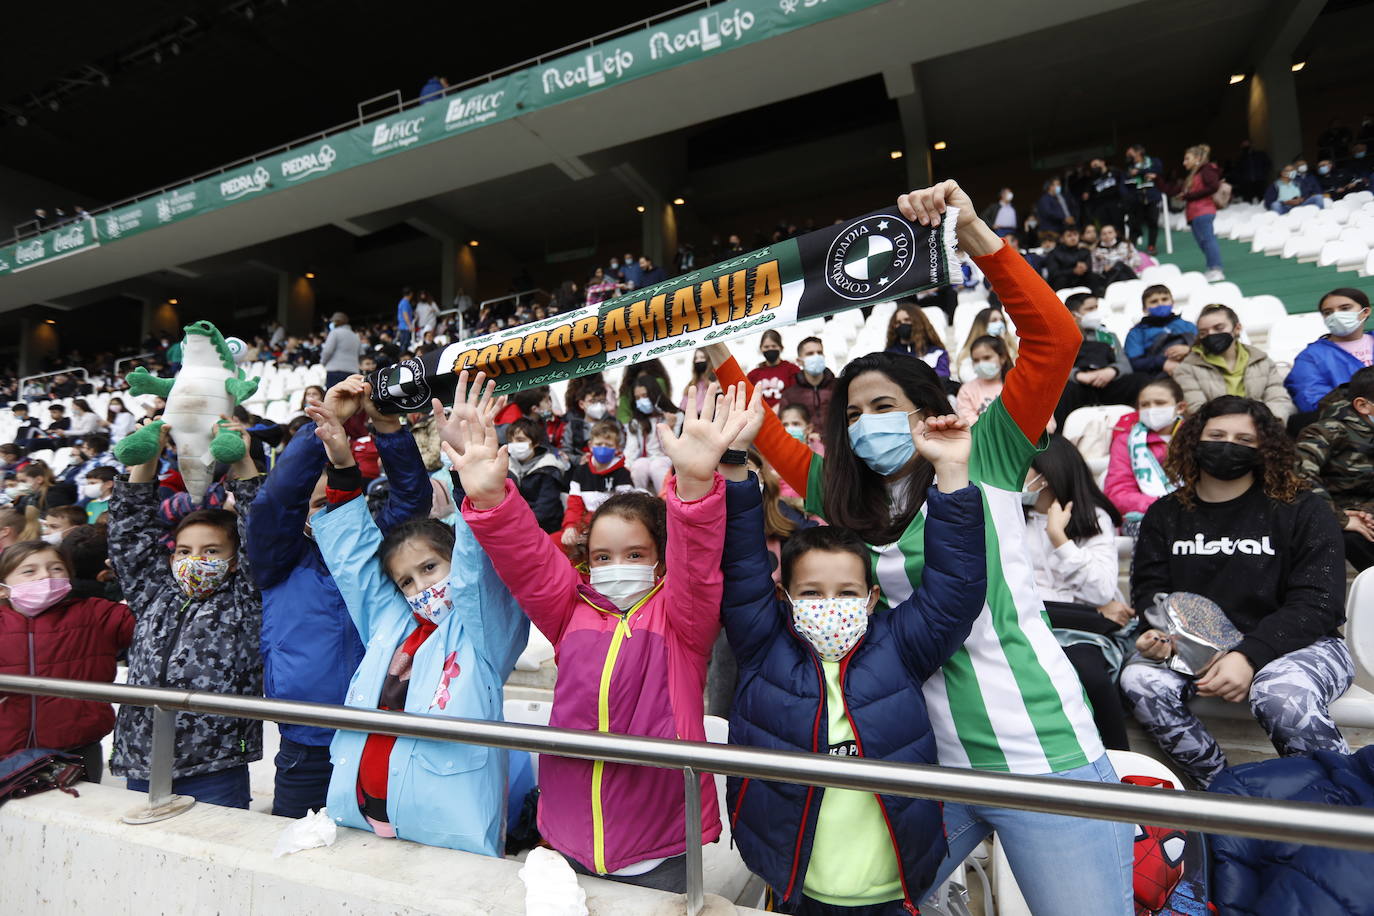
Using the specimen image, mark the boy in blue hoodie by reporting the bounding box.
[718,413,987,915]
[246,375,431,817]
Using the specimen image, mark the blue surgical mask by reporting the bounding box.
[802,353,827,375]
[635,397,655,415]
[1149,304,1175,319]
[1357,151,1367,160]
[1318,164,1332,176]
[847,411,916,477]
[591,445,617,465]
[986,320,1007,337]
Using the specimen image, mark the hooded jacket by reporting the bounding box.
[721,476,987,907]
[314,493,529,854]
[1208,747,1374,915]
[0,593,133,756]
[462,475,725,875]
[1172,343,1294,420]
[246,422,431,746]
[107,477,263,779]
[1286,334,1374,413]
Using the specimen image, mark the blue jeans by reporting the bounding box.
[126,763,251,809]
[271,735,334,818]
[1190,212,1223,271]
[921,755,1133,915]
[397,328,412,352]
[1268,195,1326,214]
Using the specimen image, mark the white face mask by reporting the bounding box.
[1079,311,1102,331]
[42,531,64,546]
[787,592,870,661]
[583,401,608,420]
[802,353,827,375]
[589,563,658,611]
[1139,406,1178,432]
[508,441,533,461]
[1325,310,1366,337]
[973,360,1002,381]
[82,482,105,500]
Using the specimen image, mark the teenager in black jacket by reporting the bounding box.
[1121,396,1354,787]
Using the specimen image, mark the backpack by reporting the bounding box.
[0,748,85,806]
[1212,180,1233,209]
[1123,775,1212,915]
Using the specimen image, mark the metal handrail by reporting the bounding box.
[2,675,1374,914]
[112,353,155,378]
[5,0,724,247]
[17,367,90,397]
[478,288,550,311]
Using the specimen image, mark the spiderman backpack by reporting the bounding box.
[1124,774,1213,916]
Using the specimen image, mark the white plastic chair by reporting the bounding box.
[1252,225,1291,256]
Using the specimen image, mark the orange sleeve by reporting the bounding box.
[974,240,1079,442]
[714,356,814,496]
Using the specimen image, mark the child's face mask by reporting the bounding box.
[406,580,455,625]
[172,555,232,599]
[4,577,72,617]
[787,592,870,662]
[589,564,657,611]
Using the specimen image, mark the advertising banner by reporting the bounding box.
[368,205,961,413]
[0,0,889,277]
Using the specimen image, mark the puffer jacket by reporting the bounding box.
[247,423,430,746]
[462,475,725,875]
[108,477,263,779]
[1172,343,1294,420]
[0,595,134,756]
[1208,747,1374,915]
[721,476,987,907]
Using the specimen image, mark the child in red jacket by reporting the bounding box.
[0,540,133,781]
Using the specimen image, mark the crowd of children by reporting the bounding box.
[2,180,1373,915]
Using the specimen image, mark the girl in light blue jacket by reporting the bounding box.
[308,385,529,856]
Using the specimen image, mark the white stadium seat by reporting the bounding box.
[1319,239,1369,271]
[1265,312,1327,367]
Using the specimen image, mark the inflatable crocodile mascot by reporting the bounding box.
[113,320,259,503]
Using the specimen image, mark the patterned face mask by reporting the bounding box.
[406,580,455,625]
[172,555,232,599]
[787,592,870,662]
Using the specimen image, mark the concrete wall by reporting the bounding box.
[0,782,766,916]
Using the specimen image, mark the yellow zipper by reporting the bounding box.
[587,581,662,873]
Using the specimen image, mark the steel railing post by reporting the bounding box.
[683,767,704,916]
[121,704,196,824]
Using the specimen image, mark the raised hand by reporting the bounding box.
[432,370,506,451]
[440,407,508,511]
[660,382,757,501]
[727,383,767,452]
[306,404,354,468]
[912,414,971,493]
[897,180,1001,257]
[359,383,401,434]
[324,375,369,422]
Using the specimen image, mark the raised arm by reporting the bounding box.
[108,422,175,612]
[899,182,1079,444]
[246,421,323,588]
[450,372,583,645]
[656,382,761,657]
[707,346,815,497]
[718,473,788,669]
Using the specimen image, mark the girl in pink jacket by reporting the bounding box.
[1104,377,1188,528]
[456,380,762,892]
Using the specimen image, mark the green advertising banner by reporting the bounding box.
[0,0,888,278]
